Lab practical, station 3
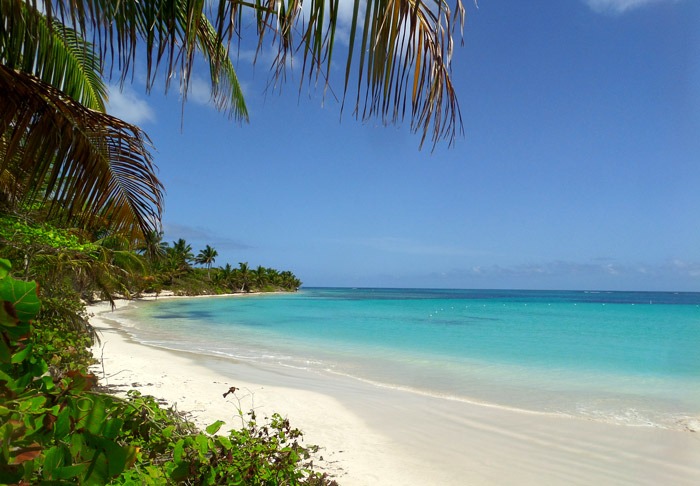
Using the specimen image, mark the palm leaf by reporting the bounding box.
[0,0,107,111]
[0,65,164,241]
[189,12,248,121]
[30,0,465,148]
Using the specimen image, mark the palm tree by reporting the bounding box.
[253,265,268,290]
[170,239,194,264]
[237,262,251,293]
[3,0,464,152]
[279,271,302,291]
[215,263,235,291]
[165,238,193,275]
[0,1,246,241]
[0,2,166,241]
[138,231,169,264]
[2,0,466,255]
[195,245,218,280]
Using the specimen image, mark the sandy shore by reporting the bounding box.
[89,296,700,485]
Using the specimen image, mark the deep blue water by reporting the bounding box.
[114,288,700,430]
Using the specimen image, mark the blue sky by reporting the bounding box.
[107,0,700,291]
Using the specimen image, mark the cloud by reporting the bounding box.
[181,73,250,114]
[186,76,213,105]
[106,85,156,125]
[583,0,680,14]
[668,259,700,277]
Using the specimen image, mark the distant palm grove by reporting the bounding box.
[147,235,302,295]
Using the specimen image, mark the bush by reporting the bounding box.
[0,259,336,484]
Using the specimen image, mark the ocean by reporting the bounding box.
[110,288,700,432]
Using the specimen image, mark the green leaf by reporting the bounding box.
[0,338,11,363]
[0,368,15,389]
[0,259,10,280]
[162,425,175,439]
[170,461,190,482]
[102,417,124,440]
[42,446,65,479]
[54,463,88,480]
[19,395,47,412]
[173,438,185,463]
[195,434,209,455]
[0,277,40,324]
[216,435,232,449]
[54,406,71,439]
[80,396,106,434]
[10,343,32,364]
[83,433,132,479]
[205,420,225,435]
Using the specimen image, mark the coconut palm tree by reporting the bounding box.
[195,245,219,280]
[0,2,165,241]
[0,0,246,241]
[2,0,465,250]
[170,239,194,266]
[138,231,169,265]
[2,0,464,152]
[215,263,235,291]
[279,271,301,291]
[253,265,269,290]
[237,262,251,293]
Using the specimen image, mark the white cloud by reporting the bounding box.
[106,85,156,125]
[186,76,213,105]
[583,0,680,14]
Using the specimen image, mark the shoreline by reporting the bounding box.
[89,295,700,485]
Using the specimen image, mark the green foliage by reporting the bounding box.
[33,295,97,375]
[0,215,96,254]
[0,259,137,484]
[0,259,333,484]
[112,393,334,485]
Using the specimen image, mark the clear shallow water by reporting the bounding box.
[112,288,700,431]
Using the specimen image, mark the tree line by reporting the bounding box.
[147,235,302,294]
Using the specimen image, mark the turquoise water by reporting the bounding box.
[113,288,700,431]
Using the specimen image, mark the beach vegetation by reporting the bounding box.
[196,245,219,280]
[0,259,332,484]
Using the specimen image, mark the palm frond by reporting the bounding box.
[31,0,465,148]
[0,65,164,241]
[0,0,108,111]
[190,12,248,121]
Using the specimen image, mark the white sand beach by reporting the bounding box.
[89,297,700,485]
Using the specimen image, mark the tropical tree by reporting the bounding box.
[0,1,165,242]
[2,0,467,257]
[2,0,464,153]
[279,270,302,290]
[138,231,169,265]
[195,245,219,280]
[215,263,235,291]
[154,238,193,285]
[253,265,269,290]
[0,0,247,243]
[169,239,194,268]
[237,262,251,293]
